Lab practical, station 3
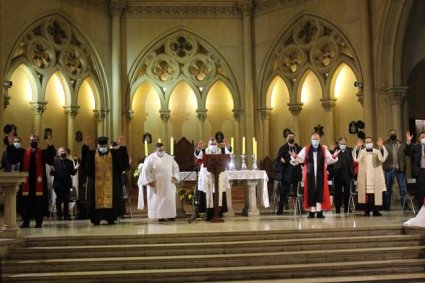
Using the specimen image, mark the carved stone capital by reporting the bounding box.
[232,109,244,121]
[159,110,171,122]
[258,107,272,120]
[125,110,134,120]
[287,103,303,115]
[109,0,126,16]
[3,94,11,110]
[196,110,208,122]
[356,91,364,107]
[30,101,48,114]
[238,1,253,17]
[320,98,337,112]
[93,109,109,122]
[381,86,408,105]
[64,105,80,118]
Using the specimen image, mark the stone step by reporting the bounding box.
[23,226,403,247]
[3,258,425,282]
[8,234,422,259]
[3,246,424,274]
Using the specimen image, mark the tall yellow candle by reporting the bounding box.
[230,137,234,153]
[170,137,174,156]
[242,137,246,155]
[253,139,257,157]
[158,138,161,143]
[144,140,148,156]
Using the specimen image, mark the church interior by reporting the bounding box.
[1,0,425,282]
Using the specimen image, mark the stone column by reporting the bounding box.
[360,0,376,136]
[288,103,303,139]
[109,0,125,141]
[64,105,79,153]
[125,110,134,156]
[320,98,336,143]
[258,108,272,158]
[30,102,47,137]
[386,87,408,135]
[240,2,255,155]
[94,109,109,137]
[196,110,207,141]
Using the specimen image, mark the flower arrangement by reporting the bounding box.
[177,187,194,203]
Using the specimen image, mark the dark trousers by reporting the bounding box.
[366,193,378,213]
[417,169,425,210]
[278,180,298,211]
[334,177,351,211]
[54,185,70,219]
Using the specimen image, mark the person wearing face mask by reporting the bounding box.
[138,143,180,221]
[406,131,425,211]
[50,147,79,220]
[290,132,339,218]
[194,137,231,220]
[3,133,25,172]
[353,136,388,216]
[81,135,129,225]
[333,137,354,214]
[12,134,56,228]
[275,132,302,215]
[382,129,409,211]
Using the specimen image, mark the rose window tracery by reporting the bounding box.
[26,36,56,72]
[60,46,87,78]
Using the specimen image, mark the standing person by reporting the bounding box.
[406,131,425,211]
[333,137,354,214]
[382,129,409,211]
[50,147,79,220]
[81,135,129,225]
[275,132,302,214]
[138,143,180,221]
[12,134,56,228]
[353,137,388,216]
[290,132,339,218]
[2,135,24,172]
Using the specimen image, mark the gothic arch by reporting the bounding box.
[258,12,361,109]
[126,27,241,114]
[3,11,109,111]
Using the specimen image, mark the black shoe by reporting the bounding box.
[316,212,325,218]
[276,209,283,215]
[158,218,166,222]
[93,221,100,226]
[372,211,382,216]
[168,218,175,221]
[20,223,29,228]
[335,208,341,214]
[308,212,315,218]
[63,217,71,221]
[35,223,42,228]
[364,211,371,216]
[107,220,115,225]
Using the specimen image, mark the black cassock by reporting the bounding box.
[81,145,128,224]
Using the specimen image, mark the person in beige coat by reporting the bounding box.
[352,136,388,216]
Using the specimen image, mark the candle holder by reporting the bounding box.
[251,155,257,170]
[228,154,236,170]
[240,154,247,170]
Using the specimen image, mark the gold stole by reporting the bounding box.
[94,151,113,209]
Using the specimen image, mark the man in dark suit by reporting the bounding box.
[333,137,354,213]
[276,132,302,214]
[406,131,425,211]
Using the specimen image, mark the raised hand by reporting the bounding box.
[119,135,126,146]
[406,131,413,144]
[84,135,91,146]
[356,138,364,148]
[333,149,341,157]
[45,134,53,146]
[376,137,384,147]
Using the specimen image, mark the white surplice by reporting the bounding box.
[404,205,425,227]
[137,152,180,219]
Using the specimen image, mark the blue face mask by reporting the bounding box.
[311,140,319,148]
[98,147,108,154]
[157,151,165,157]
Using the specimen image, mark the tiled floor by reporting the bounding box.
[16,210,418,238]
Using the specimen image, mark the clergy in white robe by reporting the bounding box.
[352,136,388,216]
[138,143,180,220]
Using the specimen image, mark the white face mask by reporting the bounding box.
[365,143,373,150]
[157,151,165,157]
[421,138,425,145]
[98,147,108,154]
[13,142,21,149]
[339,144,347,150]
[209,145,217,152]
